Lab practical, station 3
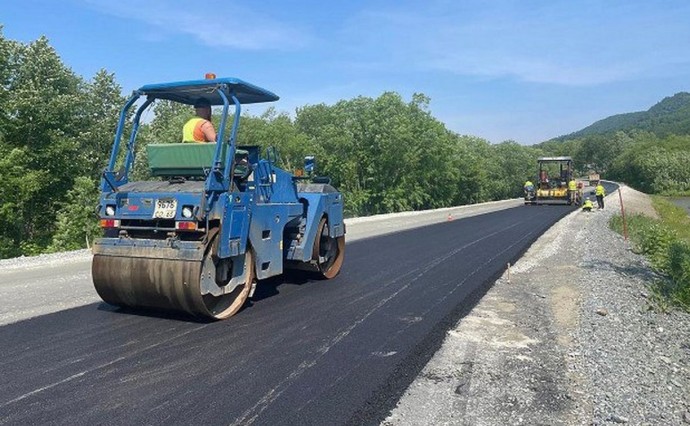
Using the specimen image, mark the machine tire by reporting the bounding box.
[312,217,345,279]
[202,245,254,320]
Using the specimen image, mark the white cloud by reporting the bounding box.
[427,53,632,86]
[81,0,311,50]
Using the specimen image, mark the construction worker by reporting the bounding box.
[524,179,534,193]
[182,98,216,143]
[582,198,594,212]
[568,179,577,205]
[595,182,606,209]
[523,179,534,201]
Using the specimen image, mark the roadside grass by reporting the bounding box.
[651,196,690,243]
[610,196,690,311]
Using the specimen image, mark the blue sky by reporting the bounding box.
[2,0,690,144]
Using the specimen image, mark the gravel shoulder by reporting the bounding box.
[384,184,690,425]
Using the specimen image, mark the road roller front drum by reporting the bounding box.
[92,237,255,320]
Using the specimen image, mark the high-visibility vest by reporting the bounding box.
[582,199,593,209]
[595,185,605,196]
[568,180,577,190]
[182,117,212,142]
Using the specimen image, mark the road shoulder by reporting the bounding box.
[384,185,690,425]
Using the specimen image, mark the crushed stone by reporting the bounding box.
[384,184,690,425]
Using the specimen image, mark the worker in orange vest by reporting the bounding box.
[182,98,217,143]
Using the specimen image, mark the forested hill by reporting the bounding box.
[536,92,690,197]
[552,92,690,140]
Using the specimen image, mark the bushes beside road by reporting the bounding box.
[610,197,690,310]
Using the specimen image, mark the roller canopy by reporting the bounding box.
[139,77,280,105]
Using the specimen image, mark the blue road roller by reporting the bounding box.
[92,76,345,319]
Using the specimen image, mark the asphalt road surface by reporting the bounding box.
[0,204,579,425]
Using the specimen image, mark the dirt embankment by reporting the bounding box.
[385,185,690,425]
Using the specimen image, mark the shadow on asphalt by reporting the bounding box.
[95,269,322,323]
[96,302,213,323]
[247,269,317,303]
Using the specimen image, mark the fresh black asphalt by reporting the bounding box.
[0,200,606,425]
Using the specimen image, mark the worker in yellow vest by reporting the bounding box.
[182,98,216,143]
[524,179,534,192]
[568,179,577,205]
[523,179,535,201]
[582,198,593,212]
[595,183,606,209]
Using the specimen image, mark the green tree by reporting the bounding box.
[489,141,543,200]
[451,136,495,204]
[76,69,127,180]
[0,33,130,257]
[0,147,48,257]
[48,176,101,252]
[571,132,630,174]
[0,35,83,253]
[238,107,314,172]
[294,92,473,215]
[0,26,18,142]
[609,133,690,194]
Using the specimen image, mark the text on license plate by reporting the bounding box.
[153,199,177,219]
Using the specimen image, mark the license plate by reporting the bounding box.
[153,198,177,219]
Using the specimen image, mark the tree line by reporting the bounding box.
[3,31,687,259]
[0,31,126,257]
[0,31,543,258]
[537,130,690,195]
[146,94,542,215]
